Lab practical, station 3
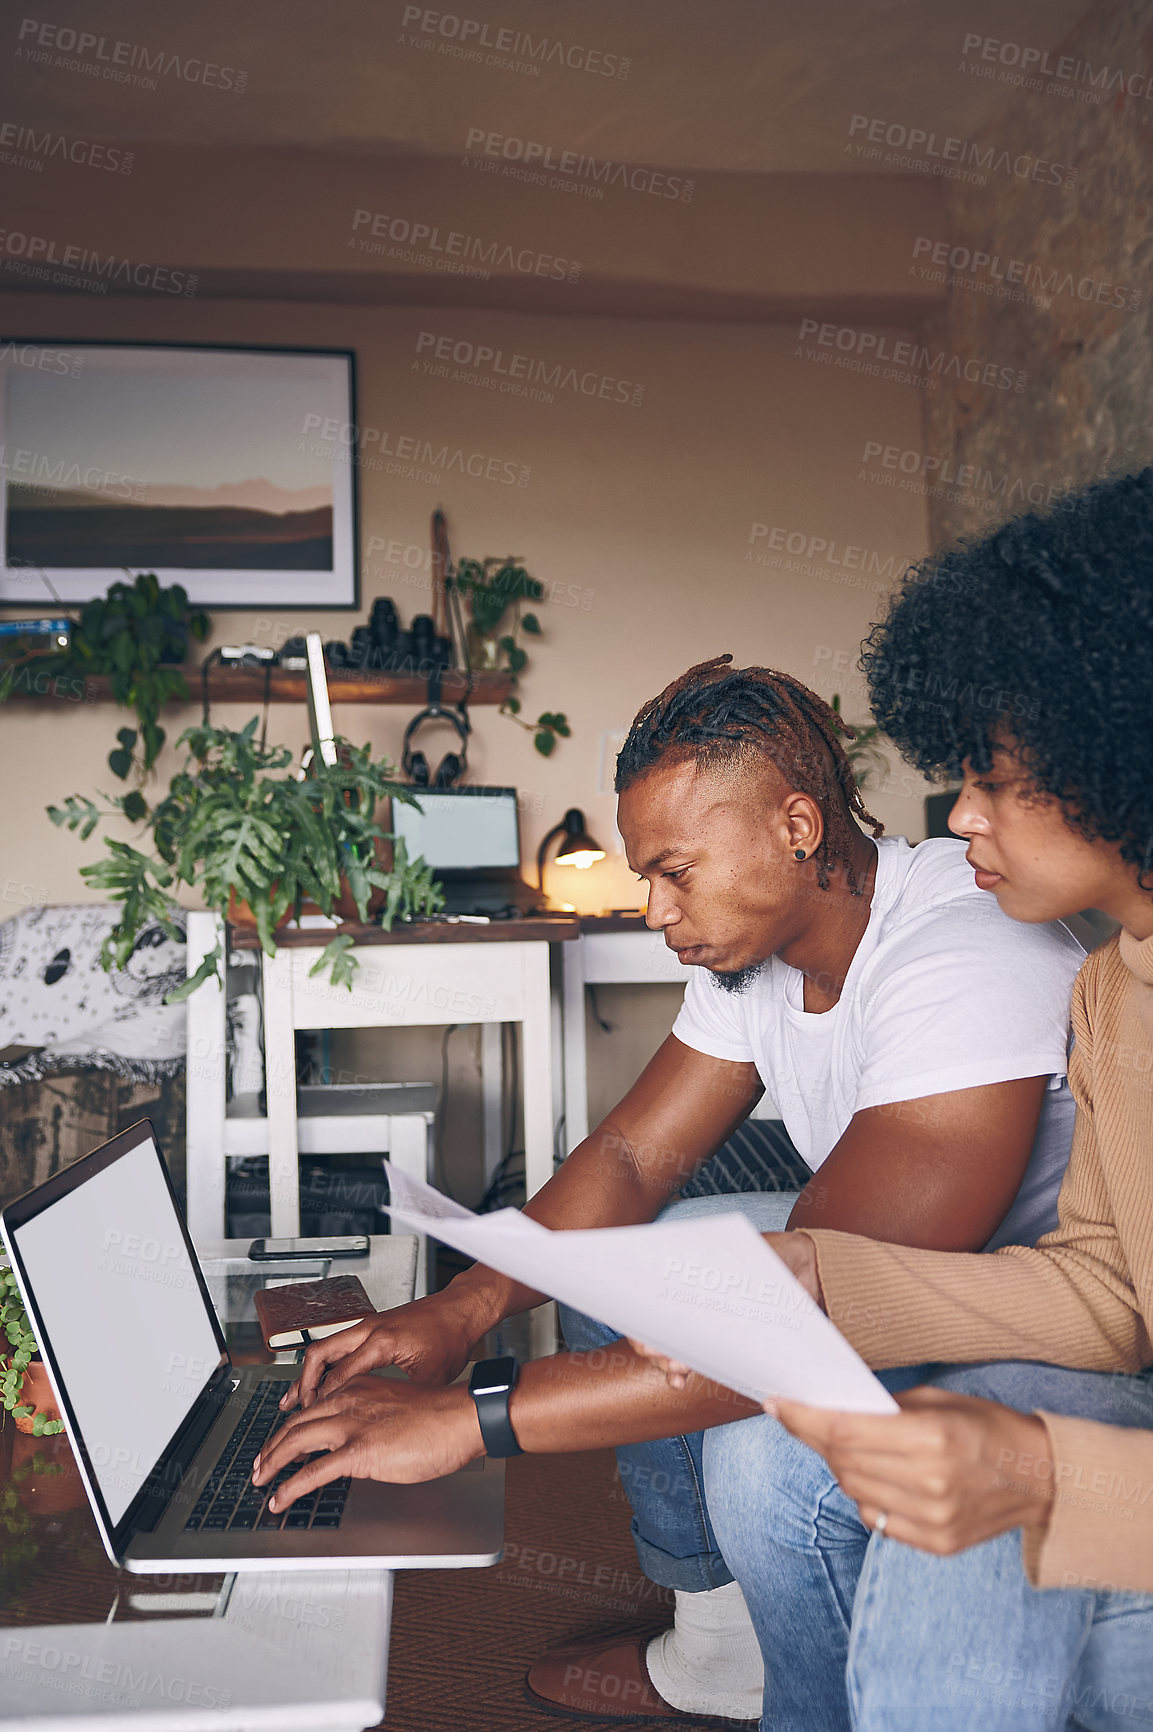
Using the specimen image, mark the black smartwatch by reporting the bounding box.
[468,1356,523,1458]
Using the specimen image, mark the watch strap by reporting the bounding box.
[469,1357,523,1458]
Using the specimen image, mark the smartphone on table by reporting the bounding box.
[247,1234,370,1261]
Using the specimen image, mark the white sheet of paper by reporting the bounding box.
[382,1163,896,1413]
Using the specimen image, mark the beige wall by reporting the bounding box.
[0,288,932,1199]
[0,290,932,916]
[918,0,1153,545]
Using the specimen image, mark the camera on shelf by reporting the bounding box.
[279,600,453,679]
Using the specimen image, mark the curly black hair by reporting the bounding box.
[861,466,1153,884]
[615,655,883,892]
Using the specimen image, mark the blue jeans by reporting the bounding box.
[703,1358,1153,1731]
[558,1191,801,1591]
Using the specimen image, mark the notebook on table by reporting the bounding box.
[254,1274,372,1350]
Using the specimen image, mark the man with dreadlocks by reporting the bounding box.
[262,655,1082,1728]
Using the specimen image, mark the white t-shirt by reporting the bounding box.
[672,836,1085,1249]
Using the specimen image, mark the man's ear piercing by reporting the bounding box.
[794,848,807,860]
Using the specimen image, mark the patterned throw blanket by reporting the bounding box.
[0,904,187,1088]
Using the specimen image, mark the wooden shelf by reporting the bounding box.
[8,665,511,707]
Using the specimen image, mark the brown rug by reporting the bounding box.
[380,1449,674,1730]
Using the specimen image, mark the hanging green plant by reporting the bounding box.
[0,572,210,782]
[454,556,571,756]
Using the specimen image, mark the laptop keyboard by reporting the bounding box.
[183,1381,351,1535]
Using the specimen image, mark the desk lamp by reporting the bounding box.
[536,808,606,898]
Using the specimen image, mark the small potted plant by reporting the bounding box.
[1,1262,63,1437]
[49,716,444,998]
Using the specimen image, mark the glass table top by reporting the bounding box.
[1,1238,414,1630]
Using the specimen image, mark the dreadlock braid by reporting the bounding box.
[615,655,884,893]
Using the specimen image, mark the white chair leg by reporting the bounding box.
[263,950,301,1238]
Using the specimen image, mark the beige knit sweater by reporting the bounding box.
[805,926,1153,1592]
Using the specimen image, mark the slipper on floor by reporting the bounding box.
[524,1632,759,1728]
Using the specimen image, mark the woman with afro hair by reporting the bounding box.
[639,467,1153,1728]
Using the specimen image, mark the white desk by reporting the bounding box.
[561,919,690,1152]
[186,915,438,1255]
[186,916,577,1360]
[257,926,571,1235]
[186,914,579,1241]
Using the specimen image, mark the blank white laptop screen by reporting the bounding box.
[9,1137,222,1524]
[392,788,520,870]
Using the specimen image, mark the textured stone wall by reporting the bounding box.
[922,0,1153,546]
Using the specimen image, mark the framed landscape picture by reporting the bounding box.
[0,341,358,608]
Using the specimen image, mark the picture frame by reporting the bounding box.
[0,340,358,609]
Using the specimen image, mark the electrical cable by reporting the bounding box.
[478,1146,525,1213]
[499,1021,510,1163]
[506,1020,519,1161]
[200,646,224,726]
[260,657,272,752]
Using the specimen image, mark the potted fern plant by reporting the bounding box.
[49,717,443,998]
[1,1262,62,1438]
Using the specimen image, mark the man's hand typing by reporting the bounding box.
[256,1376,486,1509]
[281,1290,486,1412]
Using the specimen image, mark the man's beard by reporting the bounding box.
[709,962,764,995]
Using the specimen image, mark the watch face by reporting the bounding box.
[471,1355,518,1396]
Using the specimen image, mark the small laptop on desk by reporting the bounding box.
[0,1118,504,1574]
[391,785,538,914]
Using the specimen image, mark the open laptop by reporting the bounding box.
[0,1118,503,1574]
[390,784,537,914]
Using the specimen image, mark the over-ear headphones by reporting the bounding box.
[402,675,471,788]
